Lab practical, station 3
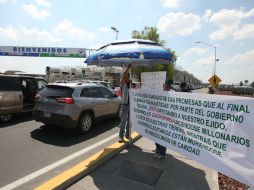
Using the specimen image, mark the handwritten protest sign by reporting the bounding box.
[130,88,254,186]
[141,71,166,91]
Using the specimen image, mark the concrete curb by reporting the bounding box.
[35,132,141,190]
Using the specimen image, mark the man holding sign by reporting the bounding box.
[118,64,132,143]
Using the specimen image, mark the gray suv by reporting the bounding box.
[33,83,121,134]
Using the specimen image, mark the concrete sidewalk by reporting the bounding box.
[65,135,218,190]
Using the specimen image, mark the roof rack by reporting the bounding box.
[4,70,25,75]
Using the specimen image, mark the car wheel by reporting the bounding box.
[0,114,12,122]
[78,112,92,134]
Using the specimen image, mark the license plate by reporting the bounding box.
[43,112,51,118]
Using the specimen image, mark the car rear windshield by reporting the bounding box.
[0,76,22,91]
[39,85,74,98]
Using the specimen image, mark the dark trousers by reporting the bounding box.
[155,143,166,156]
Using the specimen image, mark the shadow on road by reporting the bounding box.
[0,112,33,128]
[30,118,120,147]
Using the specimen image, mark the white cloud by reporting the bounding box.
[99,27,110,32]
[53,19,95,40]
[0,26,18,41]
[210,9,247,26]
[209,8,254,40]
[35,0,52,7]
[23,4,50,20]
[0,25,60,46]
[161,0,181,8]
[225,49,254,65]
[194,54,214,65]
[0,0,15,4]
[233,24,254,40]
[202,9,212,22]
[157,12,201,36]
[209,25,237,40]
[184,47,207,56]
[0,20,95,47]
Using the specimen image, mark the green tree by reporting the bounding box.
[132,27,166,45]
[240,81,243,86]
[131,26,177,82]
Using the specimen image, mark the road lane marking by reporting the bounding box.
[0,133,119,190]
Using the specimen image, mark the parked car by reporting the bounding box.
[0,74,47,122]
[171,84,181,91]
[33,83,121,134]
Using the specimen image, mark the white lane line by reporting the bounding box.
[0,133,119,190]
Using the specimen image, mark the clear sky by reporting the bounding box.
[0,0,254,84]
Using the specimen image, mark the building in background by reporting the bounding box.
[2,65,202,89]
[174,66,202,90]
[46,66,123,86]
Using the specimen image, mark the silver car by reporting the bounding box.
[33,82,121,134]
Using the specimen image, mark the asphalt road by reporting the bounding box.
[0,113,120,189]
[192,88,208,94]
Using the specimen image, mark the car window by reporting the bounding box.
[99,87,114,98]
[37,79,47,91]
[90,81,113,90]
[40,85,74,98]
[100,82,108,87]
[106,83,114,89]
[80,87,103,98]
[0,76,21,91]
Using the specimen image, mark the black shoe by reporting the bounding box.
[118,137,124,143]
[153,153,165,159]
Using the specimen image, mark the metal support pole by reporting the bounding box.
[128,110,132,145]
[128,67,132,145]
[214,47,217,76]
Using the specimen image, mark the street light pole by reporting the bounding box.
[195,41,218,76]
[111,26,119,40]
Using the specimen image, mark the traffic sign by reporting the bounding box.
[208,75,221,87]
